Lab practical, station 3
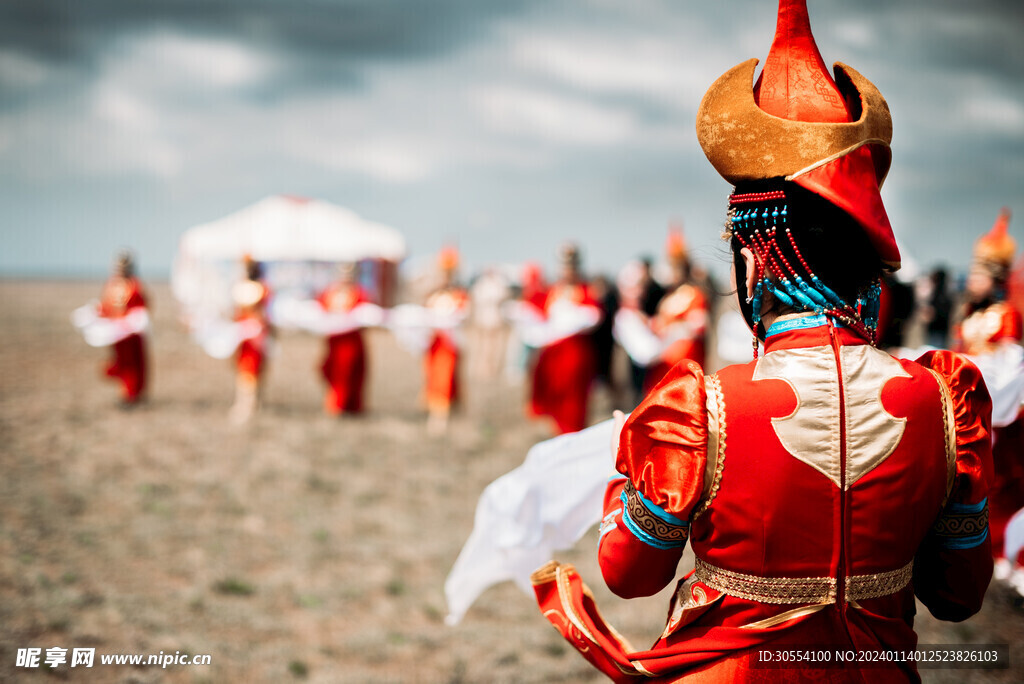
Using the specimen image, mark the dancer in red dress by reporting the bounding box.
[98,250,149,404]
[424,247,468,434]
[529,244,601,434]
[318,264,370,415]
[642,228,709,391]
[230,257,271,424]
[533,2,993,680]
[957,208,1024,580]
[957,209,1022,353]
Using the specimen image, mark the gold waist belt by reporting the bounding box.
[694,557,913,605]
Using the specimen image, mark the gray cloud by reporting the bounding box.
[0,0,1021,279]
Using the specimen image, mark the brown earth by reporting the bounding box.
[0,280,1021,683]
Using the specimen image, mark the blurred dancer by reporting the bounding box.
[957,209,1022,353]
[470,267,510,379]
[923,268,953,349]
[588,274,620,400]
[529,244,601,434]
[956,208,1024,582]
[98,250,149,404]
[424,247,468,434]
[642,227,709,391]
[504,262,548,384]
[628,257,665,395]
[318,263,369,415]
[535,2,993,679]
[230,256,271,424]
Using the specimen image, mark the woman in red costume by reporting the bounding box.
[957,208,1024,583]
[98,250,148,404]
[642,228,709,392]
[533,2,993,681]
[529,243,601,434]
[230,256,271,424]
[318,263,370,415]
[424,247,468,435]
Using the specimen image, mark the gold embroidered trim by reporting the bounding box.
[623,480,689,546]
[695,558,836,604]
[694,558,913,605]
[932,505,989,540]
[926,368,958,505]
[531,560,559,585]
[694,374,725,519]
[555,564,598,644]
[844,562,914,601]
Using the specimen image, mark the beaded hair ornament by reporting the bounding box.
[727,189,881,358]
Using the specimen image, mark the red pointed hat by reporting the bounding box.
[697,0,900,271]
[438,245,460,272]
[665,223,688,263]
[974,207,1016,270]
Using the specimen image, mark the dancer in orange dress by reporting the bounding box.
[424,247,468,434]
[957,208,1024,581]
[98,250,149,404]
[318,263,370,415]
[533,2,993,680]
[230,256,271,423]
[529,244,601,434]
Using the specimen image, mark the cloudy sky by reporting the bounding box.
[1,0,1022,280]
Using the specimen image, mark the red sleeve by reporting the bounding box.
[997,308,1023,343]
[686,288,708,332]
[125,281,146,310]
[597,361,709,598]
[913,350,994,621]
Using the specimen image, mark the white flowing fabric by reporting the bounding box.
[192,318,264,359]
[444,418,617,625]
[612,308,662,366]
[506,299,600,349]
[965,344,1024,428]
[387,303,466,354]
[71,303,149,347]
[269,297,385,336]
[612,309,701,367]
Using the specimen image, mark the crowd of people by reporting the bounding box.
[80,218,1019,433]
[77,231,718,432]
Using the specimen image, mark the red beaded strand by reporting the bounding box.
[729,201,878,346]
[729,190,786,204]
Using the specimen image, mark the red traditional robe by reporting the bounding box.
[234,280,270,380]
[317,284,369,414]
[530,283,600,434]
[98,276,148,402]
[535,313,993,682]
[644,282,709,391]
[424,287,468,411]
[958,301,1024,562]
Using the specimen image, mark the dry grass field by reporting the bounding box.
[1,280,1021,683]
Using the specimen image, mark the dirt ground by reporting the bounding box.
[1,280,1021,683]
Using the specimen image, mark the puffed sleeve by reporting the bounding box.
[598,360,708,598]
[913,350,994,621]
